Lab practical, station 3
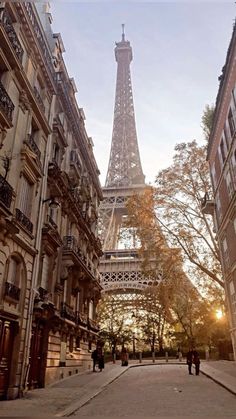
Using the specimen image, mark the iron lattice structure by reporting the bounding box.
[99,27,159,301]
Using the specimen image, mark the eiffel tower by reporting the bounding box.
[99,26,158,301]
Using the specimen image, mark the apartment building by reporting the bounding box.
[0,2,102,399]
[204,22,236,360]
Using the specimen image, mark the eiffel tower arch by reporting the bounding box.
[99,27,159,303]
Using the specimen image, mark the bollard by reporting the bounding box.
[152,351,155,363]
[139,352,142,363]
[178,351,182,362]
[165,351,168,362]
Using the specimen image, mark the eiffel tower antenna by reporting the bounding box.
[122,23,125,41]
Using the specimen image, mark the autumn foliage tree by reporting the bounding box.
[154,140,223,288]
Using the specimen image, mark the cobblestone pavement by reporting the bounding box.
[73,364,236,418]
[0,360,235,417]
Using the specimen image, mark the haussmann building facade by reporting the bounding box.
[204,22,236,360]
[0,2,103,399]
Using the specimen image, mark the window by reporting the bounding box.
[6,256,21,287]
[220,139,226,164]
[215,192,222,222]
[225,170,234,198]
[232,148,236,180]
[228,108,235,138]
[222,238,230,269]
[41,254,50,290]
[229,281,236,327]
[88,300,94,319]
[76,336,81,349]
[52,143,60,164]
[18,175,33,217]
[210,162,217,189]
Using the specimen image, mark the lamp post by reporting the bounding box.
[132,332,136,359]
[132,312,136,359]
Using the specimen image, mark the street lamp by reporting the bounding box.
[132,312,136,359]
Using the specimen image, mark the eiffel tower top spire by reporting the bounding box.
[105,28,145,188]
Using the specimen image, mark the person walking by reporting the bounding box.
[97,346,104,372]
[121,347,128,366]
[91,348,98,372]
[192,347,200,375]
[186,348,193,375]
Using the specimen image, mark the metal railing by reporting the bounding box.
[4,281,21,301]
[27,134,41,160]
[61,302,76,322]
[0,80,14,123]
[15,208,33,233]
[0,174,13,209]
[0,8,24,62]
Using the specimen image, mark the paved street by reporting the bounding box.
[73,364,236,418]
[0,361,236,417]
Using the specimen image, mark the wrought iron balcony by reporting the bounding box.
[63,235,78,252]
[0,80,14,123]
[0,8,24,62]
[201,192,215,216]
[0,174,13,209]
[15,208,33,233]
[4,281,21,302]
[27,134,41,160]
[33,86,45,113]
[77,311,88,326]
[23,3,56,84]
[61,302,76,322]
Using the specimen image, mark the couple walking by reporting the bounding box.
[92,346,104,372]
[186,347,200,375]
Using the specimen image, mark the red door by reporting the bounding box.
[28,321,46,389]
[0,319,14,400]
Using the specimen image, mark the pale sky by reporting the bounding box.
[50,1,235,185]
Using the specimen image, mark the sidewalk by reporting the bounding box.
[0,359,235,417]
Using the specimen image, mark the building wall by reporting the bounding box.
[0,2,102,399]
[207,23,236,360]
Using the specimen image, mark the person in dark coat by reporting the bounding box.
[97,346,104,372]
[192,348,200,375]
[91,349,98,372]
[186,348,193,375]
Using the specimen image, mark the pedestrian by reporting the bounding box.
[192,347,200,375]
[186,348,193,375]
[121,347,128,366]
[97,346,104,372]
[91,348,98,372]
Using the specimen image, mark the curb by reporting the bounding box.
[200,368,236,396]
[56,367,129,417]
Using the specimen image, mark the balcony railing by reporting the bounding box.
[77,312,88,326]
[23,3,56,84]
[15,208,33,233]
[0,80,14,123]
[0,8,24,62]
[61,302,76,322]
[4,281,21,302]
[33,86,45,113]
[201,192,215,216]
[27,134,41,160]
[0,174,13,209]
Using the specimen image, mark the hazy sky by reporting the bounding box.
[50,1,235,185]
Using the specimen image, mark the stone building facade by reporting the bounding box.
[204,22,236,360]
[0,2,102,399]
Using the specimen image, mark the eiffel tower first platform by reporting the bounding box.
[99,26,157,299]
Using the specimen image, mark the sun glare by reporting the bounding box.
[215,309,223,320]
